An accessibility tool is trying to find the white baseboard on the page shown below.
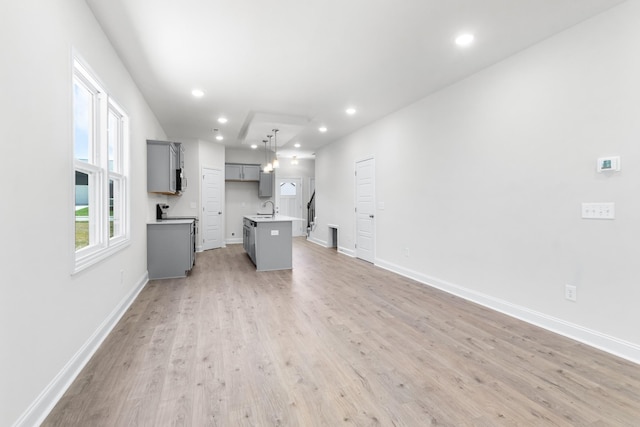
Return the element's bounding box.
[374,258,640,365]
[225,237,242,245]
[13,272,149,427]
[307,234,355,258]
[307,236,327,247]
[338,246,356,257]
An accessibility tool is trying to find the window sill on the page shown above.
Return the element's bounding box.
[72,238,130,275]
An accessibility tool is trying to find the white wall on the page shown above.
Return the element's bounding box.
[0,1,166,426]
[313,2,640,362]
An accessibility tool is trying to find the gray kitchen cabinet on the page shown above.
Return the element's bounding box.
[242,215,293,271]
[147,140,183,195]
[258,172,273,198]
[243,217,257,264]
[225,163,242,180]
[147,220,195,279]
[225,163,260,181]
[254,220,291,271]
[243,164,261,181]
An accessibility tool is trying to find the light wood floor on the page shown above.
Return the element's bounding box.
[44,238,640,426]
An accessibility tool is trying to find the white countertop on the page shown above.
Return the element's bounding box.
[244,215,305,223]
[148,219,195,225]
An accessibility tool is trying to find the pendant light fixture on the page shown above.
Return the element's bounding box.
[265,134,273,172]
[272,128,280,169]
[262,139,271,172]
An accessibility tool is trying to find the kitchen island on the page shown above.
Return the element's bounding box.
[242,215,302,271]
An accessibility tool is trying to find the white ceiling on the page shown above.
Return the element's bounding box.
[86,0,625,159]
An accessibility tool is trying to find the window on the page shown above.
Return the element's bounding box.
[280,181,297,197]
[73,58,129,272]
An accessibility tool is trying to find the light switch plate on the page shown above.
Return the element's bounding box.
[582,202,615,219]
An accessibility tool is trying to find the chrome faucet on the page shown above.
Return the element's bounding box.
[263,200,275,217]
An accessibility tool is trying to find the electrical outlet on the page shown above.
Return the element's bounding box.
[565,284,577,302]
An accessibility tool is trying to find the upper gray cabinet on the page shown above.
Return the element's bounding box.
[147,140,184,195]
[242,165,261,181]
[225,163,260,181]
[225,163,242,181]
[258,172,273,198]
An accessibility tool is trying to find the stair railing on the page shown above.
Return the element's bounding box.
[306,190,316,235]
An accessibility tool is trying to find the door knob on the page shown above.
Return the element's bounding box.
[218,211,222,215]
[369,214,374,218]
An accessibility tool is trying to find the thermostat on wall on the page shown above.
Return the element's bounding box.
[597,156,620,172]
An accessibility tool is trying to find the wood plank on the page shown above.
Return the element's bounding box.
[43,239,640,426]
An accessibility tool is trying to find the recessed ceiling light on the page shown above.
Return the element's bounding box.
[455,33,474,47]
[319,126,328,133]
[294,143,301,148]
[251,144,257,149]
[217,117,228,124]
[191,89,205,97]
[346,107,356,115]
[216,135,223,141]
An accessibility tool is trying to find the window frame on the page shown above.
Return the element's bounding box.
[107,99,129,244]
[72,57,130,274]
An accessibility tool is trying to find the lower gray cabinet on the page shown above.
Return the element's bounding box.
[243,217,292,271]
[254,221,291,271]
[243,218,256,264]
[147,221,195,279]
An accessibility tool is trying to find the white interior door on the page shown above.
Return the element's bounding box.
[276,177,304,236]
[356,158,375,263]
[202,167,223,250]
